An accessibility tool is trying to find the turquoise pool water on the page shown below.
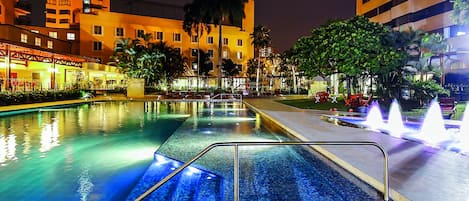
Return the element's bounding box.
[0,102,186,201]
[0,101,382,201]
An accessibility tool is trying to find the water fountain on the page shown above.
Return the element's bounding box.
[386,99,406,137]
[328,99,469,155]
[363,101,384,131]
[417,100,448,146]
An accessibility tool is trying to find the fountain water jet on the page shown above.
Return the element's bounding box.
[364,101,384,131]
[387,99,406,137]
[418,100,447,145]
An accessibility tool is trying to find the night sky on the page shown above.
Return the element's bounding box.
[255,0,356,52]
[112,0,356,53]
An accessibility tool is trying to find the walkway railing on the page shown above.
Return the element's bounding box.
[210,93,243,102]
[135,141,389,201]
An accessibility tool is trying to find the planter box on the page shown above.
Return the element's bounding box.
[127,78,145,99]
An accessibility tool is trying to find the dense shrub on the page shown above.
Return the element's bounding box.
[0,90,82,106]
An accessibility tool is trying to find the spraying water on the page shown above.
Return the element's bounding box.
[419,100,447,145]
[364,101,384,131]
[387,99,405,137]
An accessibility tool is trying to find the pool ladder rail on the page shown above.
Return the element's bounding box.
[210,93,243,102]
[134,141,390,201]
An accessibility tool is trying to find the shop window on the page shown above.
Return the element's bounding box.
[20,33,28,43]
[31,30,39,33]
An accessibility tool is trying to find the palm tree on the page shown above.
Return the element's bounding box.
[188,0,248,90]
[223,58,241,92]
[183,3,211,91]
[250,25,271,95]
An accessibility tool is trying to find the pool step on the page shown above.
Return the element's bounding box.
[237,146,379,201]
[126,154,223,201]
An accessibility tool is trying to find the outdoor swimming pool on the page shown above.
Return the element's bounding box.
[0,101,383,200]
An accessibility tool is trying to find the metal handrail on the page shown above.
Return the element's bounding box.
[210,93,243,102]
[135,141,389,201]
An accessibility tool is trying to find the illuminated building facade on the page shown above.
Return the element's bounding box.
[357,0,469,87]
[1,0,255,91]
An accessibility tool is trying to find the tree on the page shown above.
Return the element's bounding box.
[452,0,469,25]
[195,50,214,77]
[188,0,248,90]
[153,42,188,87]
[250,25,272,95]
[291,16,400,97]
[223,58,240,92]
[183,3,212,91]
[110,35,164,86]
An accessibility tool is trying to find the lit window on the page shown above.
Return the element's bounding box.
[47,41,53,49]
[223,38,228,45]
[222,50,228,58]
[93,41,102,51]
[31,30,39,33]
[49,32,57,38]
[207,36,214,44]
[20,33,28,43]
[173,33,181,42]
[67,33,75,40]
[35,37,41,46]
[136,29,144,38]
[116,27,124,37]
[93,25,102,35]
[208,49,214,58]
[191,35,198,43]
[192,62,198,71]
[155,31,163,40]
[236,51,243,60]
[237,39,243,46]
[191,49,198,57]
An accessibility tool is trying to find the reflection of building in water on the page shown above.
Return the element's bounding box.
[0,134,18,165]
[39,120,59,153]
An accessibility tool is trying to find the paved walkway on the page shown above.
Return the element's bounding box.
[244,97,469,201]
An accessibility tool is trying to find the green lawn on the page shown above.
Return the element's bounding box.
[277,98,467,120]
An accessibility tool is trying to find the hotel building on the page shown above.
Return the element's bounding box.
[356,0,469,102]
[356,0,469,76]
[0,0,255,91]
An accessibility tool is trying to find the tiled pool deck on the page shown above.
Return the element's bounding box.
[1,95,467,201]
